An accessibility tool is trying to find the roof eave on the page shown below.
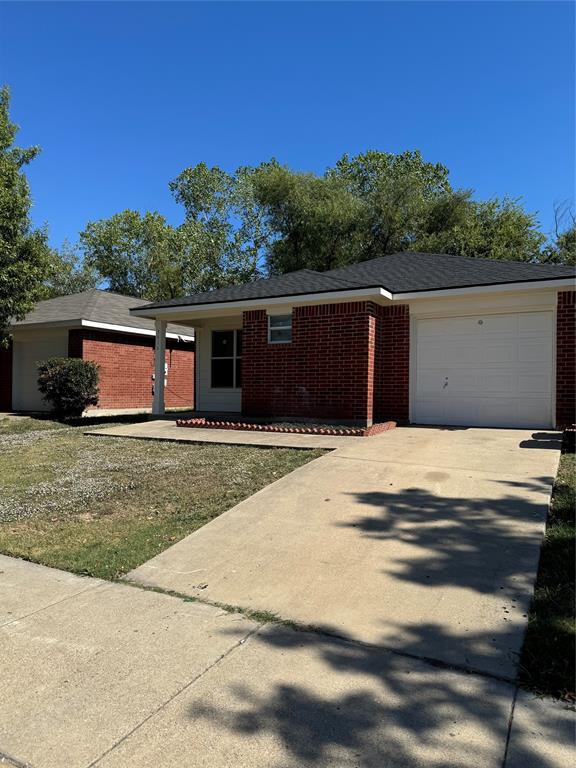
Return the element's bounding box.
[129,286,391,320]
[130,276,574,320]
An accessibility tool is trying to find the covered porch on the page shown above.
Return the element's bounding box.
[135,291,398,426]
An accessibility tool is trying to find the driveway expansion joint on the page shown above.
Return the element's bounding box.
[500,684,520,768]
[0,748,36,768]
[85,623,262,768]
[0,575,108,629]
[331,453,556,479]
[120,577,519,687]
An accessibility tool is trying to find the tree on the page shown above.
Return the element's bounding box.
[329,150,457,258]
[414,197,546,263]
[41,240,100,298]
[80,210,171,299]
[250,163,367,273]
[169,161,266,283]
[0,86,51,343]
[80,164,266,302]
[542,203,576,265]
[78,152,563,298]
[249,151,548,273]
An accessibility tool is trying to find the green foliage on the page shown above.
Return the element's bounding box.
[330,150,457,258]
[0,86,51,343]
[548,225,576,266]
[542,205,576,266]
[80,200,261,302]
[520,451,575,697]
[251,151,549,272]
[37,357,100,418]
[41,240,100,298]
[415,197,546,262]
[251,163,366,272]
[169,161,267,284]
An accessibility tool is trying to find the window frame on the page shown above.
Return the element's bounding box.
[210,329,242,389]
[268,313,293,344]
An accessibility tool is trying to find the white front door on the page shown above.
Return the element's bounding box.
[412,311,554,428]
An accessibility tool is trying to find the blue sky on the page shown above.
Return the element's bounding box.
[1,1,574,248]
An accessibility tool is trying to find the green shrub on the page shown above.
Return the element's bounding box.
[37,358,99,417]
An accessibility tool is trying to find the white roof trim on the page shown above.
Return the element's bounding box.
[81,320,194,341]
[394,277,575,299]
[130,277,574,319]
[130,287,390,318]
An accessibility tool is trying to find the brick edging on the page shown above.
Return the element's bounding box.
[176,417,397,438]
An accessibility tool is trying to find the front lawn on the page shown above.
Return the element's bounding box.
[519,445,575,699]
[0,416,322,580]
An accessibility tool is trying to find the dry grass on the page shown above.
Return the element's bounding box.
[0,416,322,579]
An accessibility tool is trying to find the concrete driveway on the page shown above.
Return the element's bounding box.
[128,426,562,680]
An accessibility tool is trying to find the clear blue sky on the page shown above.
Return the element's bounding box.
[1,1,574,248]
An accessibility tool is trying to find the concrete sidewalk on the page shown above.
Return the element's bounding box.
[128,426,562,680]
[86,418,362,449]
[1,555,573,768]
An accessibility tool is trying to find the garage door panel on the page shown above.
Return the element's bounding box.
[517,342,551,363]
[518,312,553,333]
[413,311,553,429]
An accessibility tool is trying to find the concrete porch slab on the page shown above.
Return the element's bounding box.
[86,419,363,449]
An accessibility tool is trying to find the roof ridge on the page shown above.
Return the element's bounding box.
[83,289,104,319]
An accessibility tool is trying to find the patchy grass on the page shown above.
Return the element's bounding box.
[519,447,575,699]
[0,416,322,580]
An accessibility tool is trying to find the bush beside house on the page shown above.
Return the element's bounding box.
[37,357,100,417]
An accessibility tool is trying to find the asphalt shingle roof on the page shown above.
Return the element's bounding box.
[136,252,575,311]
[12,290,194,337]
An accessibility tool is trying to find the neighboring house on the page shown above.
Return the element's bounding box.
[0,290,195,413]
[131,252,575,430]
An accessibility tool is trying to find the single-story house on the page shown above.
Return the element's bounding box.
[130,252,575,430]
[0,289,195,413]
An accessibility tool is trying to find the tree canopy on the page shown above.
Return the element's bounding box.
[252,151,547,273]
[0,86,51,342]
[41,240,100,299]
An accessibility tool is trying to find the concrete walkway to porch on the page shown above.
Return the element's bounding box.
[86,418,363,449]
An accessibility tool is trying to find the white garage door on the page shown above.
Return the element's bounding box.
[412,311,554,428]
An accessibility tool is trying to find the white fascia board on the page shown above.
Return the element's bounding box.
[81,320,195,341]
[129,278,574,319]
[129,287,391,319]
[395,278,575,300]
[9,319,83,332]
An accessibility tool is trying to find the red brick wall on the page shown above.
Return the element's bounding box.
[242,302,376,425]
[68,330,194,410]
[556,291,575,428]
[373,304,410,423]
[0,341,13,411]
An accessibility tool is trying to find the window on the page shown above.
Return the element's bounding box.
[211,330,242,388]
[268,314,292,343]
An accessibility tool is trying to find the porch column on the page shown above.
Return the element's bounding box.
[152,319,167,415]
